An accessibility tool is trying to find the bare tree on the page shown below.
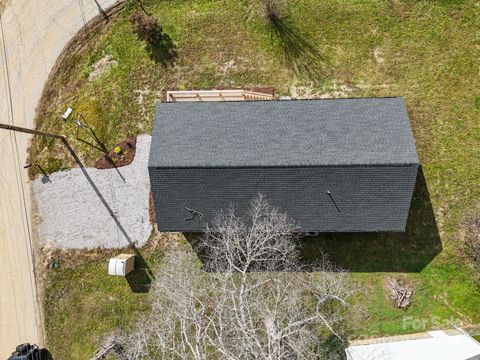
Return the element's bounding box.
[121,195,353,359]
[201,194,300,272]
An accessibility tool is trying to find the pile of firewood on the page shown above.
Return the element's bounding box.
[386,277,414,308]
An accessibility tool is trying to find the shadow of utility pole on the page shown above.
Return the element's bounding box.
[92,0,108,19]
[0,123,153,292]
[267,12,329,80]
[62,138,154,292]
[74,123,126,183]
[61,138,134,247]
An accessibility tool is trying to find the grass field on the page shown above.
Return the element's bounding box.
[41,234,169,359]
[44,258,150,358]
[36,0,480,357]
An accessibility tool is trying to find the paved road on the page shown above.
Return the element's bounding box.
[0,0,117,356]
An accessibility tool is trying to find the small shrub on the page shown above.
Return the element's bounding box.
[129,11,163,45]
[114,146,123,155]
[260,0,283,23]
[44,158,67,175]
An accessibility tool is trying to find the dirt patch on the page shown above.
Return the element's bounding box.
[219,59,236,75]
[38,230,183,271]
[149,190,157,224]
[41,246,122,270]
[133,89,162,125]
[290,81,355,99]
[372,46,384,63]
[95,136,136,169]
[459,214,480,280]
[88,54,117,81]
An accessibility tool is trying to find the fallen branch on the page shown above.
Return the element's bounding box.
[386,277,414,308]
[91,335,128,360]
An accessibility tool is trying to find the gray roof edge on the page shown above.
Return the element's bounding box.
[147,163,420,169]
[395,97,420,165]
[155,96,406,105]
[148,104,165,166]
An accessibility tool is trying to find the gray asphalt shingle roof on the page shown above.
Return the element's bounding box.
[149,97,419,168]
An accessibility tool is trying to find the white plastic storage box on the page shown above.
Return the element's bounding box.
[108,254,135,276]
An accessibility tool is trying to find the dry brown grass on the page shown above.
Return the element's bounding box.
[459,214,480,279]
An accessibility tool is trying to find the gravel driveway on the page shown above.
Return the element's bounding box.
[33,135,152,249]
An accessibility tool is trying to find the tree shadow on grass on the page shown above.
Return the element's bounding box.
[183,167,440,274]
[147,33,178,67]
[300,167,442,272]
[267,13,329,80]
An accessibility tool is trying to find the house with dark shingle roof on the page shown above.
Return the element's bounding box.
[148,97,419,232]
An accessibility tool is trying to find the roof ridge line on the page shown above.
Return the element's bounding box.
[149,163,419,169]
[157,96,405,105]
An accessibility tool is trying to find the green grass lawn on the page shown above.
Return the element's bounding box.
[37,0,480,357]
[44,260,150,358]
[42,242,162,359]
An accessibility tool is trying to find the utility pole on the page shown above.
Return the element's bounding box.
[0,123,65,140]
[0,123,80,166]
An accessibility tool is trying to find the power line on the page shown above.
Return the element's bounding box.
[0,11,46,346]
[77,0,123,244]
[76,0,109,149]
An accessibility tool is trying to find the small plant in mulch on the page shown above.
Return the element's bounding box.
[95,136,137,169]
[385,277,414,308]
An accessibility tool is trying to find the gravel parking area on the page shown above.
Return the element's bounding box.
[33,135,152,249]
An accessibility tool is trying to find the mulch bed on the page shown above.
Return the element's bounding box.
[149,190,157,224]
[95,136,137,169]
